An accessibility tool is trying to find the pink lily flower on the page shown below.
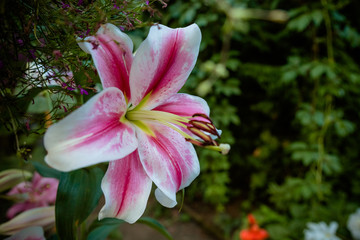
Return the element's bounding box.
[44,23,230,223]
[6,173,58,219]
[0,207,55,236]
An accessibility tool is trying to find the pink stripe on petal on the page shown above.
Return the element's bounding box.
[44,88,138,172]
[78,23,133,99]
[99,151,152,223]
[154,93,210,117]
[130,24,201,109]
[137,123,200,206]
[154,93,217,141]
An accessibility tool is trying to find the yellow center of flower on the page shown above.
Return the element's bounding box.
[122,108,230,155]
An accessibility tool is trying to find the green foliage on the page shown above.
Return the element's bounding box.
[137,217,173,240]
[162,0,360,238]
[32,161,62,179]
[87,218,125,240]
[55,167,104,240]
[1,0,360,239]
[87,217,174,240]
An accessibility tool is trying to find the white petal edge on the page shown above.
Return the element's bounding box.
[44,87,138,172]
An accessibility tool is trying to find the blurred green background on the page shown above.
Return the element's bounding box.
[1,0,360,239]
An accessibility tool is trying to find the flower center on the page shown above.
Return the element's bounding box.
[124,109,230,155]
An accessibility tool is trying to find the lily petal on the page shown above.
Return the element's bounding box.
[130,24,201,109]
[7,203,40,219]
[0,169,32,193]
[31,173,58,204]
[137,122,200,207]
[44,87,138,172]
[0,206,55,236]
[78,23,133,99]
[154,93,217,141]
[154,188,177,208]
[99,151,152,223]
[153,93,210,116]
[5,226,45,240]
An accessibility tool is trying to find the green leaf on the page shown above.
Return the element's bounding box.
[19,87,46,113]
[334,119,355,137]
[87,218,124,240]
[310,63,326,79]
[281,70,297,83]
[311,10,323,27]
[55,167,104,240]
[27,93,50,113]
[32,161,61,180]
[288,13,312,32]
[137,217,173,240]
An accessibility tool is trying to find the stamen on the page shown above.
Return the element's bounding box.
[157,120,193,139]
[189,120,220,138]
[127,110,190,125]
[125,109,230,155]
[192,113,213,123]
[205,144,231,155]
[188,127,217,145]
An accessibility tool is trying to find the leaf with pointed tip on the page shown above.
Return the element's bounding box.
[87,218,124,240]
[138,217,173,240]
[55,167,104,240]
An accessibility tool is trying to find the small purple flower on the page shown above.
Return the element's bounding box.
[77,29,90,38]
[29,49,36,60]
[113,4,120,9]
[77,0,84,5]
[25,120,30,131]
[61,2,70,9]
[78,85,89,95]
[146,1,149,5]
[17,39,24,46]
[61,82,75,91]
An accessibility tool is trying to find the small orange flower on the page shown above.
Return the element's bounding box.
[239,214,269,240]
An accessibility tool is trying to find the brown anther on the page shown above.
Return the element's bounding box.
[188,127,213,143]
[192,113,213,123]
[185,138,204,147]
[186,113,222,147]
[189,120,220,138]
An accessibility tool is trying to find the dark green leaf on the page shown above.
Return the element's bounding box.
[137,217,173,240]
[32,161,62,180]
[87,218,124,240]
[55,167,104,240]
